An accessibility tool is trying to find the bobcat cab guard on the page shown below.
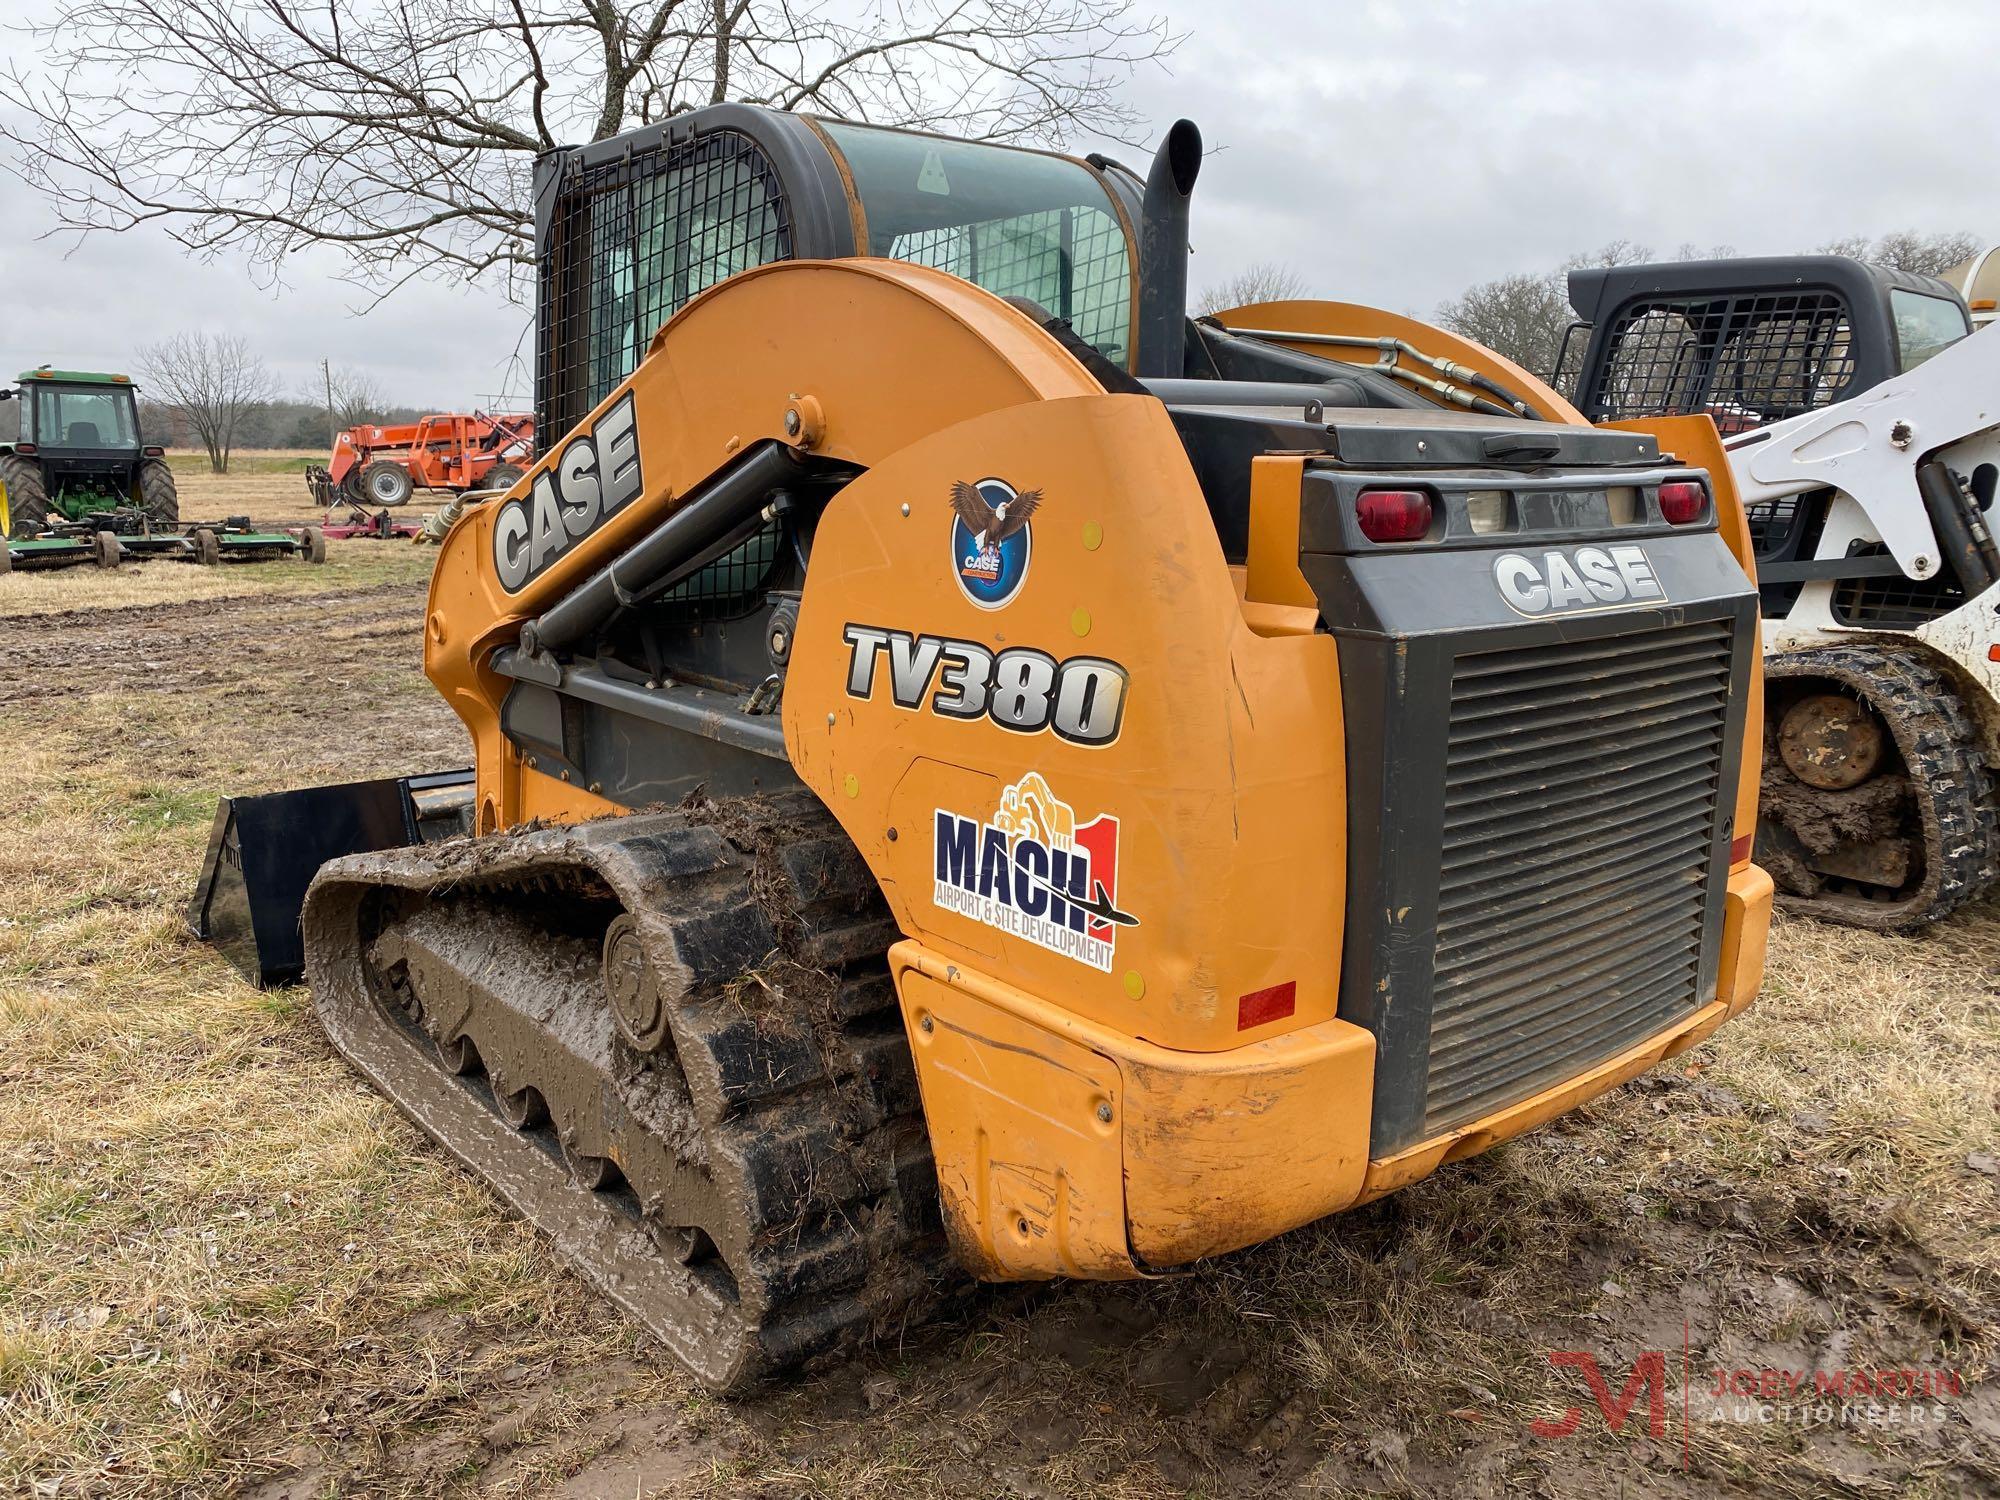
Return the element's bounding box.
[193,107,1773,1391]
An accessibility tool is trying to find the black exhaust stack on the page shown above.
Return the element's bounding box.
[1135,119,1202,379]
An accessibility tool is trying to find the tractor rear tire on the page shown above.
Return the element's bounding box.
[300,525,328,564]
[358,461,415,508]
[192,527,221,566]
[93,530,123,570]
[481,463,526,494]
[341,466,369,505]
[138,459,180,528]
[1,453,51,537]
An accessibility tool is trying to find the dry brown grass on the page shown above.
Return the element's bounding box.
[0,544,436,620]
[0,469,1995,1498]
[160,448,447,527]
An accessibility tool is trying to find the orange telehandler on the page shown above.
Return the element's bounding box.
[306,410,535,509]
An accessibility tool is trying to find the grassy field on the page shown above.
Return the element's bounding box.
[0,473,1995,1497]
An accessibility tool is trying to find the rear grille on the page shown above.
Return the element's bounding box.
[1424,619,1733,1133]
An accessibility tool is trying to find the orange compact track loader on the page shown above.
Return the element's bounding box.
[193,108,1773,1391]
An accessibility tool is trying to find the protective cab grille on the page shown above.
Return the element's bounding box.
[1589,291,1856,427]
[1425,619,1734,1133]
[538,129,794,447]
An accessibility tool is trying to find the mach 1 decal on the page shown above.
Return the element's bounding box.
[933,773,1136,972]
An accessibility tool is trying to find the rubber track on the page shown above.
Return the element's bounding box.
[1762,645,1999,930]
[302,792,953,1391]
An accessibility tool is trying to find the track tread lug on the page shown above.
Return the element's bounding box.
[305,794,951,1394]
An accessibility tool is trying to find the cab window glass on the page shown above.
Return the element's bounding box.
[817,121,1133,364]
[32,386,137,449]
[1889,289,1969,372]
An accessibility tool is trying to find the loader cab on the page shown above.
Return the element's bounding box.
[1559,256,1972,431]
[1560,257,1984,619]
[533,107,1144,448]
[533,105,1488,573]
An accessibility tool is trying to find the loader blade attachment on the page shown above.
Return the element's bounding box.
[188,769,474,988]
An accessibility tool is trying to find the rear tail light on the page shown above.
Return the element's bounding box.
[1356,488,1434,543]
[142,445,165,457]
[15,443,35,455]
[1658,480,1706,525]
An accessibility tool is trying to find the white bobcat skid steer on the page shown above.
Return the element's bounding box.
[1564,254,2000,929]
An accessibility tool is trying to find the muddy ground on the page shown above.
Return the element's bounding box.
[0,498,1995,1498]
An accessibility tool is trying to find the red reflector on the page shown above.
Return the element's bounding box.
[1237,980,1297,1030]
[1989,644,2000,663]
[16,443,36,455]
[1731,833,1753,865]
[1356,488,1433,543]
[142,445,165,457]
[1659,481,1706,525]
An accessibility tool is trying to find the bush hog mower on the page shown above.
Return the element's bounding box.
[0,367,326,573]
[193,108,1773,1392]
[305,410,534,509]
[1565,256,2000,928]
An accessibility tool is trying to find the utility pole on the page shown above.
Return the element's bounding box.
[322,358,336,446]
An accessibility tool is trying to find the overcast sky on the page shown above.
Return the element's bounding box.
[2,0,1994,408]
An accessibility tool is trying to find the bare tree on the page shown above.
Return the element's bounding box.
[1434,270,1573,379]
[135,334,280,474]
[1196,262,1312,315]
[1816,231,1979,277]
[1672,241,1739,262]
[4,0,1177,302]
[316,367,388,429]
[1435,244,1655,378]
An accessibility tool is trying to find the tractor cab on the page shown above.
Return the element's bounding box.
[0,366,181,547]
[16,369,142,450]
[7,368,145,482]
[4,368,148,506]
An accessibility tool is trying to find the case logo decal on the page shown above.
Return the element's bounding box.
[493,391,642,593]
[1493,543,1665,617]
[933,773,1136,972]
[949,478,1039,609]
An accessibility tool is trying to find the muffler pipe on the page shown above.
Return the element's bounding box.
[1135,118,1203,380]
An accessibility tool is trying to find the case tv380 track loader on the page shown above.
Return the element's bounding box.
[192,109,1773,1391]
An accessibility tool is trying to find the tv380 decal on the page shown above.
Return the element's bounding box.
[842,625,1127,746]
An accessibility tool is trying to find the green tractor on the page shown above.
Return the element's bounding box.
[0,366,323,572]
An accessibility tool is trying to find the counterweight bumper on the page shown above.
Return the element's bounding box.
[894,862,1772,1279]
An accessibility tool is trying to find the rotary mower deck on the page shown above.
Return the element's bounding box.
[2,516,327,573]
